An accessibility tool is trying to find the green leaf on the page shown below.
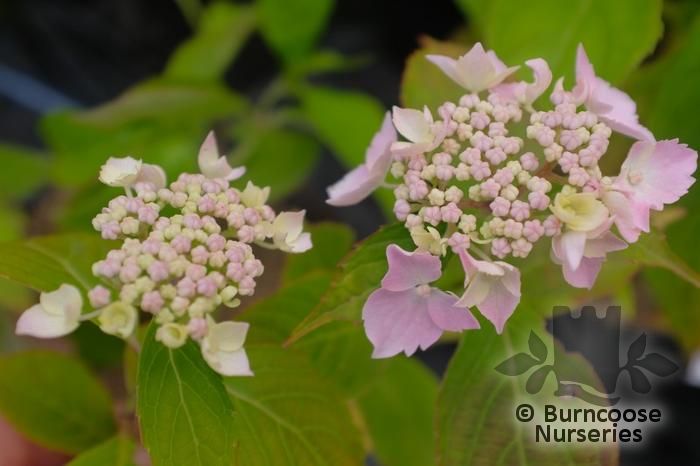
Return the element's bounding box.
[436,308,614,466]
[282,222,355,283]
[71,80,246,129]
[41,80,245,188]
[258,0,334,62]
[458,0,663,84]
[358,358,437,466]
[648,15,700,149]
[137,324,235,466]
[243,273,332,345]
[301,86,384,167]
[0,351,116,454]
[67,434,136,466]
[0,233,115,293]
[165,3,256,82]
[0,144,49,199]
[300,86,394,215]
[287,223,412,344]
[241,272,388,396]
[622,230,700,287]
[401,37,468,110]
[232,129,320,202]
[224,345,364,466]
[639,17,700,349]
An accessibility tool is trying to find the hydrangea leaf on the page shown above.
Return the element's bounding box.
[257,0,334,62]
[242,273,438,466]
[622,230,700,288]
[224,345,364,466]
[231,129,320,202]
[456,0,663,83]
[137,324,235,466]
[0,233,115,294]
[0,144,49,199]
[282,222,355,283]
[287,223,412,344]
[436,306,616,466]
[41,81,246,187]
[638,16,700,349]
[66,434,136,466]
[164,3,256,82]
[357,358,437,466]
[0,351,116,454]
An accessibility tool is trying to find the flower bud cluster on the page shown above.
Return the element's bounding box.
[391,91,580,260]
[89,169,301,352]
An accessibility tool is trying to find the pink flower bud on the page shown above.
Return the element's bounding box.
[510,200,530,221]
[177,278,196,297]
[490,197,511,217]
[206,234,226,252]
[88,285,111,308]
[147,261,169,282]
[528,191,550,210]
[447,232,470,252]
[543,215,561,236]
[440,203,462,223]
[119,263,141,283]
[393,199,411,221]
[141,291,164,313]
[196,277,218,297]
[523,220,544,243]
[187,317,208,340]
[520,152,539,172]
[491,237,512,259]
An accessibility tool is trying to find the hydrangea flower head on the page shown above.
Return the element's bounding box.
[327,42,698,357]
[15,132,313,376]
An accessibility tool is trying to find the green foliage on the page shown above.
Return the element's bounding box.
[232,128,320,202]
[258,0,335,62]
[288,223,412,344]
[137,324,235,466]
[66,434,136,466]
[456,0,663,83]
[224,345,364,466]
[358,358,438,466]
[0,144,49,199]
[401,37,468,109]
[165,3,257,82]
[435,308,612,466]
[0,233,114,293]
[0,351,116,454]
[282,222,355,283]
[301,86,384,168]
[629,16,700,348]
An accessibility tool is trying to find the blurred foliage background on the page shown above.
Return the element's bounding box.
[0,0,700,465]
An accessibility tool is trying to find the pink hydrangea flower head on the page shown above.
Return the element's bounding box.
[362,244,479,358]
